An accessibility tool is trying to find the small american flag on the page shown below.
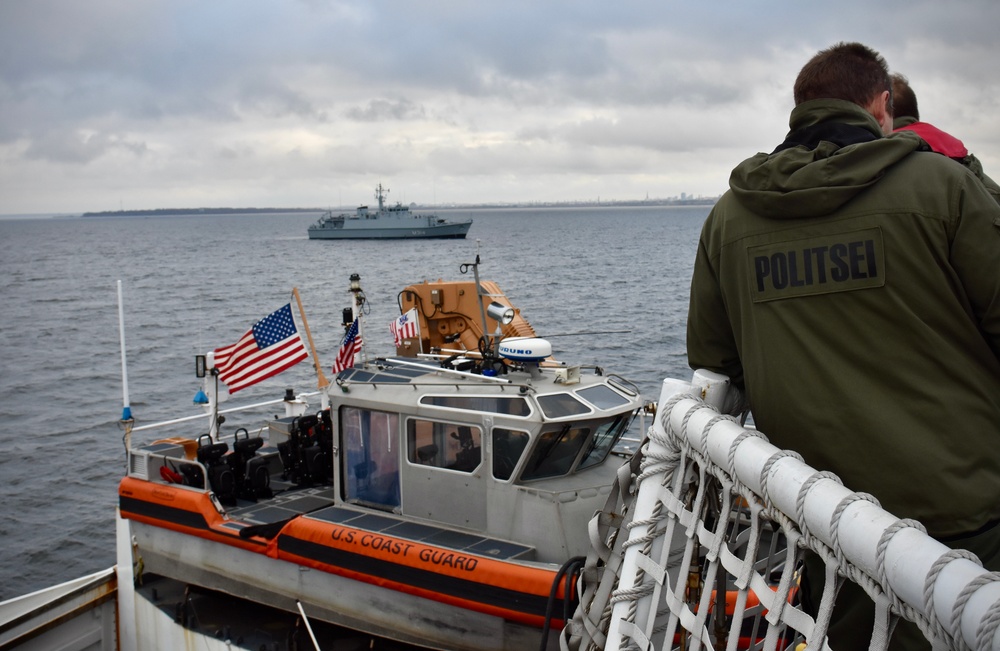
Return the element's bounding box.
[214,304,309,393]
[390,307,419,347]
[332,317,363,373]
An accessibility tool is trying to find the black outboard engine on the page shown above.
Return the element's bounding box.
[315,409,334,481]
[177,460,205,489]
[229,428,271,501]
[278,413,328,486]
[197,433,236,506]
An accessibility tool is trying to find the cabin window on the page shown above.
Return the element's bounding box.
[536,392,591,419]
[577,414,631,470]
[520,425,591,481]
[492,428,530,481]
[576,384,631,410]
[419,395,530,417]
[406,419,482,473]
[340,406,400,510]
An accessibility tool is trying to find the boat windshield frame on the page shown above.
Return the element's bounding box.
[518,411,633,482]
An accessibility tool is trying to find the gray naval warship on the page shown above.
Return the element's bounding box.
[308,183,472,240]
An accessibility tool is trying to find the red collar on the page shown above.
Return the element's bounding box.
[894,121,968,158]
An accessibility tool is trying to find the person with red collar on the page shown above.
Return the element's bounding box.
[892,73,1000,202]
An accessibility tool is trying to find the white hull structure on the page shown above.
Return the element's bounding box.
[0,569,117,651]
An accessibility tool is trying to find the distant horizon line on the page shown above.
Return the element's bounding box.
[71,196,719,218]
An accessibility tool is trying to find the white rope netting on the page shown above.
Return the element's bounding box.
[559,377,1000,651]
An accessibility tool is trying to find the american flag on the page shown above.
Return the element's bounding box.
[332,317,363,373]
[213,304,309,393]
[389,308,419,347]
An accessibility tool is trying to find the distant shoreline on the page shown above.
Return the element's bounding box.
[80,207,325,218]
[79,198,718,218]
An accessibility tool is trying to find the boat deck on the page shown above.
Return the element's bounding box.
[227,480,336,525]
[224,480,534,561]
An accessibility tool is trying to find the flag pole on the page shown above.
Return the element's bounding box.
[292,287,330,390]
[117,280,135,466]
[351,276,366,364]
[117,280,133,422]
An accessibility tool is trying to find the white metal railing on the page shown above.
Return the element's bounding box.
[129,391,321,434]
[561,374,1000,651]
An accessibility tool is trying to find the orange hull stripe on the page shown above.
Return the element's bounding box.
[118,477,266,552]
[277,517,569,626]
[118,479,570,626]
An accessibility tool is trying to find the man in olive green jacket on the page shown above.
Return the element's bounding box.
[687,42,1000,649]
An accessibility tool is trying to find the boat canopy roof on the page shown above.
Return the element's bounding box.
[336,358,639,421]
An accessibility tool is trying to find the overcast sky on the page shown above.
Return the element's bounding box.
[2,1,998,214]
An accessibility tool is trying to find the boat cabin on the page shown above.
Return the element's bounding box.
[312,360,638,561]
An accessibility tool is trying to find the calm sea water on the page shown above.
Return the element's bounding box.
[0,205,708,600]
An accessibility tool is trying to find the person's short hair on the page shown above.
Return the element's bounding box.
[890,73,919,120]
[793,42,892,112]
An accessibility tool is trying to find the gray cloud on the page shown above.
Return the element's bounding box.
[23,129,147,164]
[2,0,999,212]
[345,98,425,122]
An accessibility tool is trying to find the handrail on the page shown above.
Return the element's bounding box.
[131,391,321,433]
[603,383,1000,650]
[379,358,513,384]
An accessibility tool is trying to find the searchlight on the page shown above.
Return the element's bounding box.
[486,301,515,325]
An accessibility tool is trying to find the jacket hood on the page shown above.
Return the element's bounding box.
[729,99,923,219]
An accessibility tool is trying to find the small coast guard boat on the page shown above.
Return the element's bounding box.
[308,184,472,240]
[114,255,643,650]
